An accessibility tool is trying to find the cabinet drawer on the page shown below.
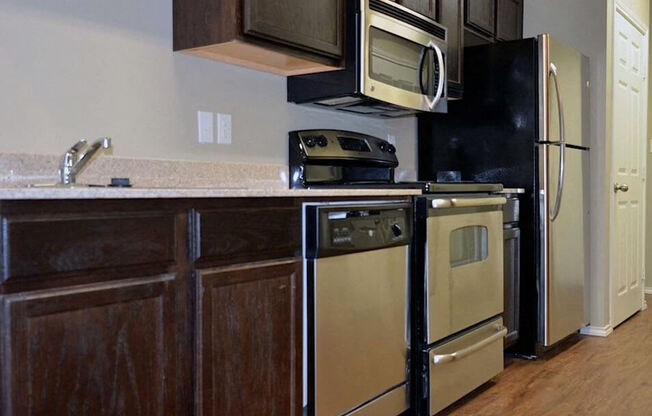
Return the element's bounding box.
[428,317,505,414]
[0,212,176,282]
[192,205,301,266]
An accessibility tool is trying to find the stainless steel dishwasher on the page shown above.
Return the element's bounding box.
[303,201,412,416]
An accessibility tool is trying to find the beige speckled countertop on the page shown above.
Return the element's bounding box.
[0,186,422,200]
[0,152,421,199]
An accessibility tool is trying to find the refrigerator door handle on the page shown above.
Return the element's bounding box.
[549,63,566,221]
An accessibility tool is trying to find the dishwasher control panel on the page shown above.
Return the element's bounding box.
[304,202,412,258]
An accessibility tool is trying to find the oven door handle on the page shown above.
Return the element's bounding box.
[431,197,507,209]
[433,326,508,365]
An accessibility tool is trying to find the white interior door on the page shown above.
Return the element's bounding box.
[611,5,648,327]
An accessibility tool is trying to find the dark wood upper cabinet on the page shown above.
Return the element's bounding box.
[196,259,302,416]
[243,0,344,58]
[437,0,464,99]
[0,274,181,416]
[465,0,496,37]
[496,0,523,41]
[397,0,437,20]
[173,0,344,76]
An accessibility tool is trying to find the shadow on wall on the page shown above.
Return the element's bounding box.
[0,0,418,171]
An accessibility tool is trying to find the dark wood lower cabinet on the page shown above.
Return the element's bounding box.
[196,258,302,416]
[0,274,180,416]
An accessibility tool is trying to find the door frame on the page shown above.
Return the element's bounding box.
[609,1,649,328]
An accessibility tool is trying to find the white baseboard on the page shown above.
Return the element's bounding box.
[645,287,652,295]
[580,325,613,337]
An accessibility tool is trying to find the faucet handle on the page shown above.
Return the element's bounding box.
[67,139,88,155]
[100,137,112,149]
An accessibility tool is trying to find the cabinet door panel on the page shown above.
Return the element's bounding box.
[465,0,495,36]
[243,0,344,58]
[438,0,464,97]
[496,0,522,41]
[399,0,437,20]
[0,274,179,416]
[197,259,301,416]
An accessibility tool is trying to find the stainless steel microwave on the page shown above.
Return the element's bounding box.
[287,0,448,117]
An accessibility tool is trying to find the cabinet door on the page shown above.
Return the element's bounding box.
[399,0,437,20]
[438,0,464,98]
[465,0,495,36]
[496,0,523,41]
[196,258,301,416]
[0,274,180,416]
[243,0,344,58]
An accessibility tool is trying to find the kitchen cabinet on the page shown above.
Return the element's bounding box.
[196,259,301,416]
[438,0,464,99]
[397,0,437,20]
[462,0,522,46]
[0,274,181,416]
[465,0,495,37]
[173,0,344,76]
[496,0,523,41]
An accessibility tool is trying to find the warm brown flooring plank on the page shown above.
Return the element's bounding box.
[439,296,652,416]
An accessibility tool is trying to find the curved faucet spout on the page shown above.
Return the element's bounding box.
[59,137,112,184]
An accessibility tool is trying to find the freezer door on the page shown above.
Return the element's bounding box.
[539,144,590,346]
[539,34,590,148]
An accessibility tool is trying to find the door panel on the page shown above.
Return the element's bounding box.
[0,274,179,416]
[612,9,647,327]
[196,259,302,416]
[313,247,409,416]
[465,0,495,36]
[243,0,344,58]
[543,146,589,345]
[427,209,504,344]
[547,37,589,148]
[496,0,522,41]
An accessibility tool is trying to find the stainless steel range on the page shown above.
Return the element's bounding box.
[291,129,507,415]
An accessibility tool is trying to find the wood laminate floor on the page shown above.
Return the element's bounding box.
[439,296,652,416]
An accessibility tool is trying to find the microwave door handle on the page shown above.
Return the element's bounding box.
[432,44,445,106]
[418,46,428,95]
[549,63,566,222]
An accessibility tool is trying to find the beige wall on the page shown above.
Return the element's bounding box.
[0,0,418,178]
[524,0,610,327]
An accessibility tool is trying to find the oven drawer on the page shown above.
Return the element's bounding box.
[427,205,504,343]
[427,317,506,415]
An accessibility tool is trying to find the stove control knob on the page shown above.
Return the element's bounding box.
[304,136,316,148]
[378,142,388,152]
[317,135,328,147]
[391,223,403,238]
[387,144,396,154]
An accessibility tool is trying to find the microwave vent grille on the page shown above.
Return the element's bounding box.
[368,0,446,41]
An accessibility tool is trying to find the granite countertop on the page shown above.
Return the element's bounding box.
[0,186,422,200]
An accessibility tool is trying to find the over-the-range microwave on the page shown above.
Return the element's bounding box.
[287,0,448,117]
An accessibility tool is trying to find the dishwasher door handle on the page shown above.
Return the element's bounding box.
[431,197,507,209]
[432,326,508,365]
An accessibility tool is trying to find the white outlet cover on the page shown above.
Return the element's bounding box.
[387,134,397,146]
[217,113,232,144]
[197,111,214,144]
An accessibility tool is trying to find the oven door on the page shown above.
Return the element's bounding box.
[426,196,506,344]
[362,0,447,112]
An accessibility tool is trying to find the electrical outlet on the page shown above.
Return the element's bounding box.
[217,113,232,144]
[197,111,214,144]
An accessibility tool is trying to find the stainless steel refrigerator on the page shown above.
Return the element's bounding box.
[417,34,590,355]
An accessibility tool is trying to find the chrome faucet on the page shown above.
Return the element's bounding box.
[59,137,112,185]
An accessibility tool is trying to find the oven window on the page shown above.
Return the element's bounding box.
[368,26,429,94]
[449,226,488,267]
